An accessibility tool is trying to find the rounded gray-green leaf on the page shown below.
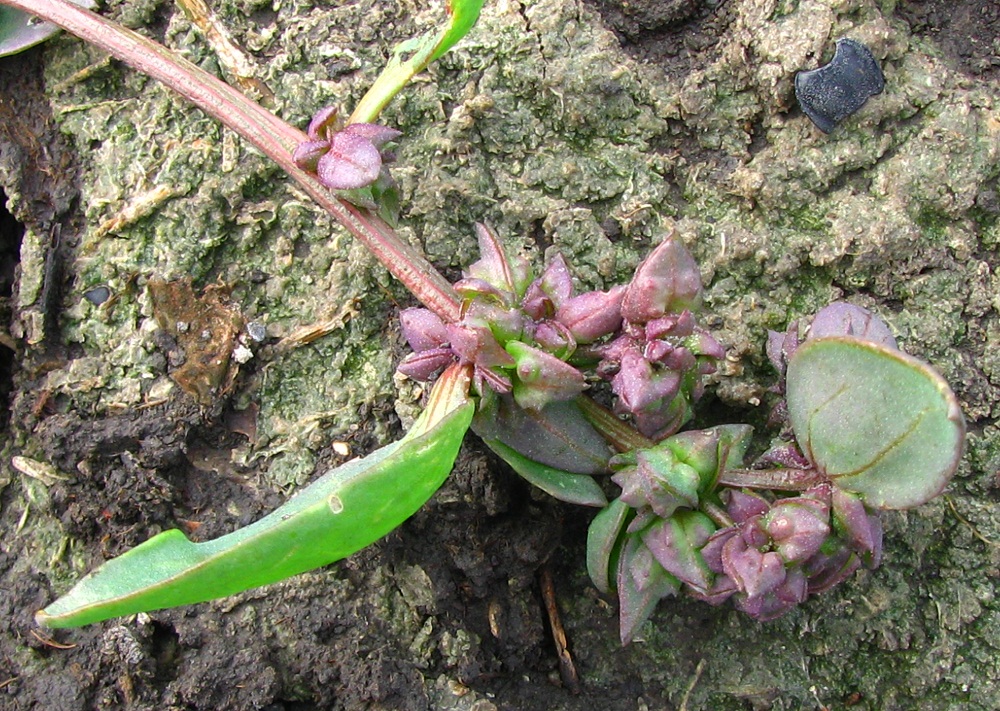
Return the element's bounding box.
[786,336,965,509]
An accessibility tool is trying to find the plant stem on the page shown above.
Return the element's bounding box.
[575,396,655,453]
[701,500,734,528]
[718,467,827,491]
[7,0,462,323]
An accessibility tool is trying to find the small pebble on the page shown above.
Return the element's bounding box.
[83,285,111,305]
[795,38,885,133]
[246,321,267,342]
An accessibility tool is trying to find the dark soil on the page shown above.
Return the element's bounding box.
[0,2,997,710]
[896,0,1000,82]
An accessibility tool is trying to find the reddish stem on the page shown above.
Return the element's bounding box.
[717,467,827,491]
[575,395,655,453]
[6,0,461,322]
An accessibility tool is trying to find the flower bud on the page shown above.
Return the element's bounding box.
[399,308,449,352]
[555,285,626,343]
[621,234,703,324]
[765,493,831,564]
[505,340,586,410]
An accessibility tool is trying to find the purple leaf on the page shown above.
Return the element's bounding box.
[341,122,403,148]
[472,398,612,474]
[611,351,681,415]
[316,132,383,190]
[522,252,574,318]
[832,488,883,567]
[804,545,861,594]
[532,320,576,359]
[807,302,897,348]
[734,567,807,621]
[467,223,525,296]
[306,106,340,141]
[722,535,786,599]
[397,348,455,381]
[724,489,770,524]
[292,140,331,172]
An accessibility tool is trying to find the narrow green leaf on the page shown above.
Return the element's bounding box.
[484,437,608,507]
[430,0,484,61]
[586,498,630,594]
[786,336,965,509]
[349,0,484,123]
[37,366,474,628]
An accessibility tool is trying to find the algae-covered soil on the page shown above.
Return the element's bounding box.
[1,0,998,709]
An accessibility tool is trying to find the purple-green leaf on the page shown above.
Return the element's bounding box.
[786,336,965,509]
[472,398,612,475]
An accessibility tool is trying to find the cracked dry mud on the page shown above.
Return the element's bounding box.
[1,0,998,709]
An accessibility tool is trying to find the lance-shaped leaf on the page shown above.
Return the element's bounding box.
[620,232,702,324]
[616,535,679,645]
[37,365,475,628]
[786,336,965,509]
[472,397,612,475]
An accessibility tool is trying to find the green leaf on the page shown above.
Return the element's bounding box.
[37,366,474,628]
[484,437,608,507]
[786,336,965,509]
[349,0,484,123]
[430,0,484,61]
[586,498,629,595]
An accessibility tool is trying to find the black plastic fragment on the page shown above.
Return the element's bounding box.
[795,38,885,133]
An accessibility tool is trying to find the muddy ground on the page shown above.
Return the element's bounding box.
[1,0,998,709]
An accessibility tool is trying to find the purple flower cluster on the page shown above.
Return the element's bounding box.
[694,486,883,620]
[293,106,401,191]
[398,226,723,437]
[397,224,615,408]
